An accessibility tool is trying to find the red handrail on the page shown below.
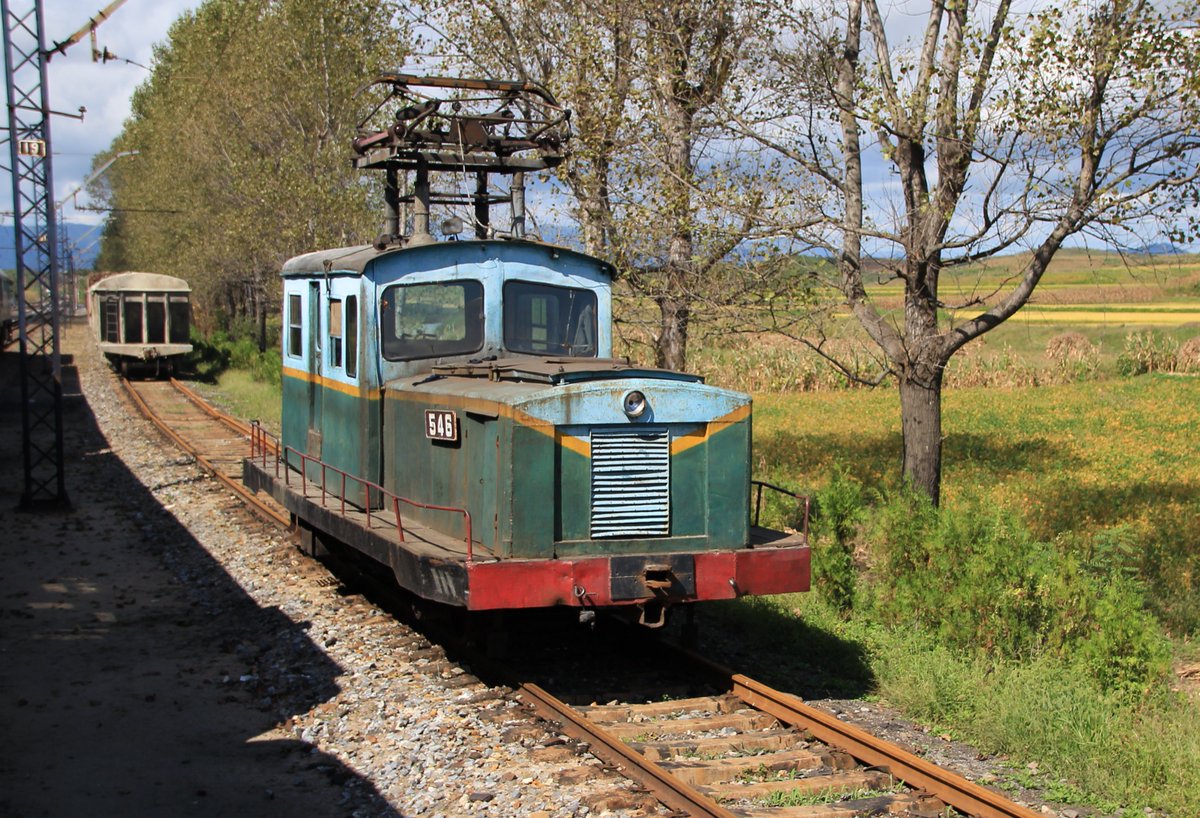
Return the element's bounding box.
[751,479,811,543]
[248,422,475,559]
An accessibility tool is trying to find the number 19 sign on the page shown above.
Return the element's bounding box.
[424,409,458,442]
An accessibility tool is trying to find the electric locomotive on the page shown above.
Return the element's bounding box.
[243,75,809,626]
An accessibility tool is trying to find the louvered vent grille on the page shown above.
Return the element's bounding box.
[590,428,670,538]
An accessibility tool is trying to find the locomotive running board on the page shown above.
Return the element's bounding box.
[243,457,810,612]
[244,457,470,606]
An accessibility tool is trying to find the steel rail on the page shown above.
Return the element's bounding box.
[168,377,263,442]
[729,673,1041,818]
[121,379,291,528]
[517,682,737,818]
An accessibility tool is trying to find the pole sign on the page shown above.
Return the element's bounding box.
[17,138,47,156]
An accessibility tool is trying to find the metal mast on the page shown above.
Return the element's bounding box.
[2,0,67,508]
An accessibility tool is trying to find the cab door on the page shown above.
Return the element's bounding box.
[306,281,323,459]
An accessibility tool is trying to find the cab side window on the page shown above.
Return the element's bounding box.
[329,298,343,368]
[287,294,302,358]
[345,295,358,378]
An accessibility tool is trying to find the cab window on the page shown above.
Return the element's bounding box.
[286,294,302,358]
[503,281,597,357]
[328,298,343,368]
[345,296,358,378]
[381,280,483,361]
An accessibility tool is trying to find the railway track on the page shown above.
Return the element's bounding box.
[120,377,289,527]
[122,374,1046,818]
[517,662,1043,818]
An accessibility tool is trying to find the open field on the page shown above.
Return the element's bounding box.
[863,248,1200,299]
[751,374,1200,619]
[969,304,1200,324]
[673,251,1200,391]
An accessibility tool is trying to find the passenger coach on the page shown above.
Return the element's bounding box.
[88,272,192,376]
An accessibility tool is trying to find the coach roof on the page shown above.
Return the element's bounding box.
[87,272,191,294]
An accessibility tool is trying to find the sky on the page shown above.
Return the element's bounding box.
[5,0,1189,256]
[12,0,198,226]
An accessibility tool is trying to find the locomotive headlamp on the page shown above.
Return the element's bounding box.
[440,215,464,236]
[623,390,648,418]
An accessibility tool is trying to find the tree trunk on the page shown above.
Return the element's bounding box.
[899,367,944,505]
[655,294,689,371]
[257,294,267,352]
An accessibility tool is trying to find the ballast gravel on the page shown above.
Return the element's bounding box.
[0,325,653,818]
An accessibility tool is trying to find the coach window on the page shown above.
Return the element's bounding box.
[329,298,343,368]
[503,281,597,357]
[168,295,190,343]
[146,296,167,344]
[123,296,144,344]
[381,280,483,360]
[287,294,302,358]
[345,295,358,378]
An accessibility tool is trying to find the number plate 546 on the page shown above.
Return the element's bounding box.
[425,409,458,442]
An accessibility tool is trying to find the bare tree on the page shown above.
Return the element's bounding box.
[424,0,787,370]
[745,0,1200,502]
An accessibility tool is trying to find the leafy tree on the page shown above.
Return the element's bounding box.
[93,0,410,343]
[746,0,1200,502]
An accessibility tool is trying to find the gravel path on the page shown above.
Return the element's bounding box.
[1,324,651,818]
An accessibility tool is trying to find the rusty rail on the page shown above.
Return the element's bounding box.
[729,673,1042,818]
[168,377,259,439]
[514,665,1043,818]
[517,683,739,818]
[249,422,474,559]
[122,380,290,527]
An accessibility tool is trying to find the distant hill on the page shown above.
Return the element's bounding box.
[0,221,101,271]
[1122,242,1184,255]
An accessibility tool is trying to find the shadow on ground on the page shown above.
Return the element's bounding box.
[0,347,400,817]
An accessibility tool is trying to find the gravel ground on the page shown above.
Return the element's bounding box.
[1,325,652,818]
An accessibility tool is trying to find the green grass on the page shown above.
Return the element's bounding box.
[752,376,1200,634]
[191,369,281,434]
[873,629,1200,815]
[749,783,903,808]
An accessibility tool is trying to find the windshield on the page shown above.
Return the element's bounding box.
[380,280,484,360]
[503,280,597,357]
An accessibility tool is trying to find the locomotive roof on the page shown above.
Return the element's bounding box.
[281,239,614,278]
[87,272,191,294]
